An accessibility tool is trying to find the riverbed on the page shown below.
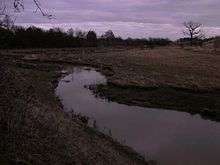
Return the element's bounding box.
[56,67,220,165]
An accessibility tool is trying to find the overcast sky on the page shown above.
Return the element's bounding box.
[7,0,220,39]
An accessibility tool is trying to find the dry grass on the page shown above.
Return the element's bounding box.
[3,45,219,90]
[0,59,148,164]
[1,45,219,163]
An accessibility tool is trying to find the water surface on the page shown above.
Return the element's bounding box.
[56,67,220,165]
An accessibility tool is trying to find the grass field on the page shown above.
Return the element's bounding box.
[0,45,220,164]
[4,45,220,90]
[2,45,220,113]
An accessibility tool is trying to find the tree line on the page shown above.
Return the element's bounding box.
[1,1,215,49]
[0,26,172,49]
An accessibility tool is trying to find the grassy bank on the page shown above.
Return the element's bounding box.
[1,45,219,163]
[1,46,220,119]
[91,83,220,121]
[0,55,148,164]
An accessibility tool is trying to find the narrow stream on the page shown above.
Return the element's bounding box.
[56,67,220,165]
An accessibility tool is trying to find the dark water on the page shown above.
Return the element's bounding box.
[56,67,220,165]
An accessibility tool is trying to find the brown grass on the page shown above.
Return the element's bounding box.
[3,45,219,90]
[0,59,148,164]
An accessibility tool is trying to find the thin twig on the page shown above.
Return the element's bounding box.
[32,0,53,19]
[12,0,53,19]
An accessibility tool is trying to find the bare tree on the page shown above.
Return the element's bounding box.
[0,14,14,29]
[0,5,14,29]
[101,30,115,39]
[1,0,52,18]
[67,28,75,37]
[0,5,6,16]
[183,21,204,45]
[75,29,86,39]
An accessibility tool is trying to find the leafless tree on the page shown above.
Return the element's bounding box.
[101,30,115,39]
[0,0,53,30]
[0,14,14,29]
[67,28,75,37]
[0,5,13,29]
[75,29,86,39]
[0,5,6,16]
[0,3,15,29]
[183,21,204,45]
[1,0,52,18]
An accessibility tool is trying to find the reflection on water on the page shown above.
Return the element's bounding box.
[56,67,220,165]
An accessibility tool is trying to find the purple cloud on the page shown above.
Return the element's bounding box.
[9,0,220,39]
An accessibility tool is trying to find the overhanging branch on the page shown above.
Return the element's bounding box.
[13,0,53,19]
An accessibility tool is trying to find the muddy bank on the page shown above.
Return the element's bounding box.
[90,83,220,121]
[0,58,148,164]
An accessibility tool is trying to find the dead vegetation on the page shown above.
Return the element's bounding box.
[0,57,148,164]
[0,45,220,163]
[3,45,219,90]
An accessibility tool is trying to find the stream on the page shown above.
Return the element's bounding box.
[56,67,220,165]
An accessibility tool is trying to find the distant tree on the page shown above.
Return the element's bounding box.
[0,27,14,48]
[214,36,220,52]
[86,31,97,47]
[101,30,115,39]
[0,25,172,49]
[183,21,204,45]
[100,30,116,46]
[67,28,75,37]
[25,26,45,47]
[0,15,14,30]
[87,31,97,40]
[75,29,86,39]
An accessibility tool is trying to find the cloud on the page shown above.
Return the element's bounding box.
[17,21,220,40]
[11,0,220,38]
